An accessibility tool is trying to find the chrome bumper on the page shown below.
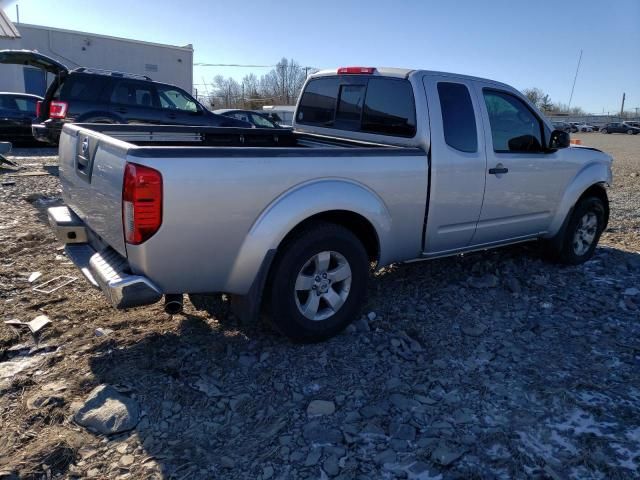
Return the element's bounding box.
[48,206,162,309]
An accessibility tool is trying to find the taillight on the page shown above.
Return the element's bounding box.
[337,67,376,75]
[122,163,162,245]
[36,101,42,117]
[49,101,68,119]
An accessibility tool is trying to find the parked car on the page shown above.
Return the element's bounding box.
[601,122,639,134]
[568,122,580,133]
[213,109,283,128]
[0,92,42,145]
[261,105,295,127]
[552,121,572,133]
[47,66,612,342]
[0,50,250,144]
[576,123,594,132]
[623,121,640,129]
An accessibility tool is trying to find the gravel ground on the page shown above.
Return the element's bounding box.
[0,133,639,479]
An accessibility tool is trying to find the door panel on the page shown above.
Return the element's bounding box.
[471,85,568,244]
[422,76,487,253]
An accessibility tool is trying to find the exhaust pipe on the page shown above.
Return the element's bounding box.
[164,294,183,315]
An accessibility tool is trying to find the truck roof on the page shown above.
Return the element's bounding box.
[311,67,513,90]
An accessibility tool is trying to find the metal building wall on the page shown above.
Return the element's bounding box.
[0,23,193,95]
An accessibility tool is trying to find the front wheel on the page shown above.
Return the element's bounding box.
[553,197,605,265]
[267,222,369,342]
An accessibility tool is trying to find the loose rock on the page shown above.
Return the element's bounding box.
[307,400,336,416]
[73,385,140,435]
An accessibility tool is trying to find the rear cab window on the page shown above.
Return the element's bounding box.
[297,75,416,137]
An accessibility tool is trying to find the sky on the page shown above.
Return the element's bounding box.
[2,0,639,114]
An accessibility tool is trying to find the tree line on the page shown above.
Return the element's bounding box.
[204,58,315,110]
[522,88,587,115]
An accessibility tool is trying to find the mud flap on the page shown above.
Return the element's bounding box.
[230,249,276,325]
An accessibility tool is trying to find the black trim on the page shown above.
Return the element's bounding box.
[421,146,432,251]
[230,249,277,325]
[128,146,424,159]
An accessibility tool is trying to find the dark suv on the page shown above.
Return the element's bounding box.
[0,50,250,144]
[601,122,639,135]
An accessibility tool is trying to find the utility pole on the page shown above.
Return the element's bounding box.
[16,4,20,24]
[619,93,625,117]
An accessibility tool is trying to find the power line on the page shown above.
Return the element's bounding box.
[194,63,275,68]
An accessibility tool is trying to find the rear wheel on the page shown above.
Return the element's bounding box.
[267,222,368,342]
[601,128,607,134]
[627,129,634,135]
[552,196,605,265]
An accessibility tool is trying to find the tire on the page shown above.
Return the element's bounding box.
[627,129,634,135]
[601,129,607,134]
[553,196,606,265]
[267,222,369,342]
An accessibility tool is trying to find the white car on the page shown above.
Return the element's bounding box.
[576,124,594,132]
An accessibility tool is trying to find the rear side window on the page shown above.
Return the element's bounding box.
[14,98,38,114]
[297,77,339,125]
[110,81,156,107]
[0,96,18,111]
[362,78,416,137]
[437,82,477,153]
[60,75,109,102]
[297,76,416,137]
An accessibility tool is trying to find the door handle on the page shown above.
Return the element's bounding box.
[489,166,509,175]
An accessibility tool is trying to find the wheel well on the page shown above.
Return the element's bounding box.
[279,210,380,263]
[578,183,609,229]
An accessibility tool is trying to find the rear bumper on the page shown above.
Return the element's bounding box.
[48,206,162,309]
[32,120,62,144]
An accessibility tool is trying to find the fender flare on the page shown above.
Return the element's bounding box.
[225,178,392,293]
[546,162,611,238]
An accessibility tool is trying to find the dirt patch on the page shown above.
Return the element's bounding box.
[0,136,639,479]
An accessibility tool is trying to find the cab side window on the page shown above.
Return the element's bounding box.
[483,90,543,153]
[158,86,198,112]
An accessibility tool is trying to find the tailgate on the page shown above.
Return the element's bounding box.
[58,125,130,256]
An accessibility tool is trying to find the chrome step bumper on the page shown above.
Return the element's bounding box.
[49,206,162,309]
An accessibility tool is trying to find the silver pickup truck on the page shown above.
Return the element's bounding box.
[48,66,613,341]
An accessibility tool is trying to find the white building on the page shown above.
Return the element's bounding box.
[0,10,193,96]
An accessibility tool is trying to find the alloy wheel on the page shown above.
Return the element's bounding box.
[294,250,352,321]
[572,212,598,256]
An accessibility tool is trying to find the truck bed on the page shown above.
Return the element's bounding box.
[72,123,408,149]
[57,123,428,297]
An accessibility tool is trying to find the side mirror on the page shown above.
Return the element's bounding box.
[549,129,570,150]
